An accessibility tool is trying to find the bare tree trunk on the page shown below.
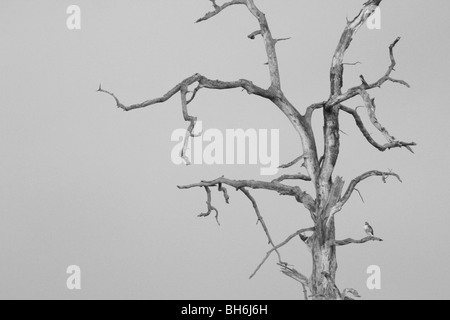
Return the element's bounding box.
[309,219,338,300]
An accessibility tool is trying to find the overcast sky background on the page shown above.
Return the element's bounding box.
[1,0,449,300]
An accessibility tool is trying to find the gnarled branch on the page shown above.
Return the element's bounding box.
[98,74,272,112]
[245,0,282,90]
[198,186,220,225]
[340,170,402,207]
[178,176,316,212]
[359,90,415,153]
[327,37,410,107]
[98,74,273,164]
[340,104,416,153]
[196,0,246,23]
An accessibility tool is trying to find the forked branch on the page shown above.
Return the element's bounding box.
[178,176,316,212]
[328,37,411,107]
[98,74,273,164]
[340,104,416,152]
[340,170,402,207]
[250,227,314,279]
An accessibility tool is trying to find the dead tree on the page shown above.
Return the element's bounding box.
[98,0,415,300]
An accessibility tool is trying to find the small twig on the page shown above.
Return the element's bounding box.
[278,154,304,169]
[354,188,365,203]
[342,61,361,66]
[247,30,262,39]
[360,75,369,87]
[274,37,291,44]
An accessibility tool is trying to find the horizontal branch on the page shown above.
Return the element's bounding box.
[339,170,402,207]
[178,176,316,212]
[98,73,272,112]
[332,236,383,247]
[340,105,416,152]
[98,74,274,164]
[271,174,311,183]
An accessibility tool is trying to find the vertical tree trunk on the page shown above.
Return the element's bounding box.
[308,177,344,300]
[309,219,338,300]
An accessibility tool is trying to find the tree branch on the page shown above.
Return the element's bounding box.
[98,74,272,112]
[178,176,316,212]
[329,1,381,97]
[250,227,314,279]
[339,170,402,207]
[327,37,410,107]
[271,174,311,183]
[217,183,230,204]
[332,236,383,246]
[196,0,246,23]
[240,188,285,270]
[245,0,282,90]
[197,0,283,91]
[279,263,310,299]
[179,85,198,164]
[321,1,382,192]
[340,104,416,153]
[198,186,220,225]
[360,89,414,153]
[305,102,326,120]
[98,74,274,164]
[278,154,305,169]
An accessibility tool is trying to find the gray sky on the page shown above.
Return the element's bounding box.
[1,0,449,300]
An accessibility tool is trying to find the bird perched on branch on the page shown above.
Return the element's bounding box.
[364,222,375,237]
